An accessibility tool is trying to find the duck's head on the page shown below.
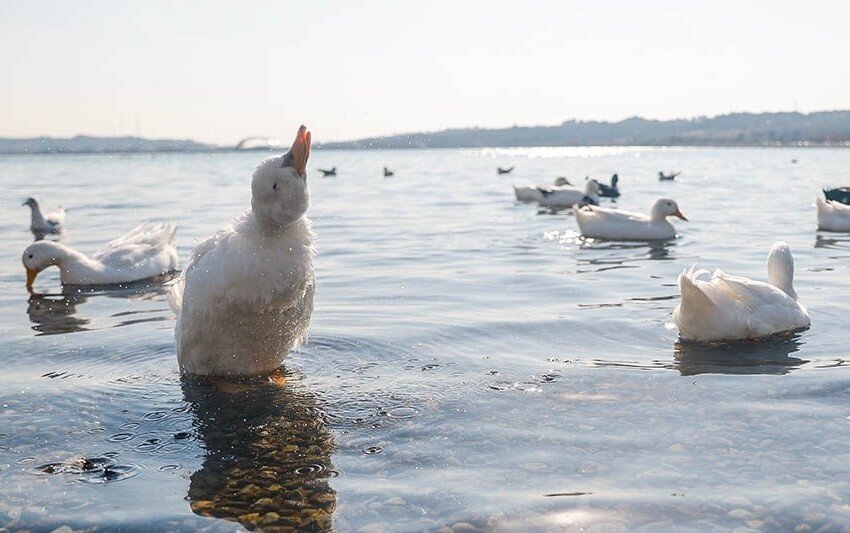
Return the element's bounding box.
[585,179,601,196]
[251,125,312,228]
[651,198,687,221]
[22,241,64,290]
[554,177,570,186]
[611,174,619,186]
[22,197,37,208]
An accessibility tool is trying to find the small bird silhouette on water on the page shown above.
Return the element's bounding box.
[318,166,337,177]
[383,167,394,177]
[659,171,680,181]
[497,166,514,175]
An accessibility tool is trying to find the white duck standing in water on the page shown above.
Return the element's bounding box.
[673,242,811,342]
[21,222,178,290]
[170,125,316,377]
[576,198,687,240]
[23,197,65,236]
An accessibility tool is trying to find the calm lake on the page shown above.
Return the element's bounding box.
[1,147,849,531]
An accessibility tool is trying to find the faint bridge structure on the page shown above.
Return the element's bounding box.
[235,137,282,150]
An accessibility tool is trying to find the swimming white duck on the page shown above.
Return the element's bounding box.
[576,198,687,240]
[673,242,811,342]
[169,125,316,377]
[512,177,572,202]
[816,195,850,232]
[22,222,178,290]
[538,179,601,208]
[23,197,65,235]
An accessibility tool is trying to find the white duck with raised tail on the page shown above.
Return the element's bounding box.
[22,222,178,290]
[673,242,811,342]
[23,197,65,235]
[816,195,850,232]
[576,198,687,240]
[169,125,316,377]
[538,179,600,208]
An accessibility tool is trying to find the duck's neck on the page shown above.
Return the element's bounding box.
[649,208,669,223]
[28,202,45,226]
[250,210,311,241]
[39,243,102,284]
[768,249,797,299]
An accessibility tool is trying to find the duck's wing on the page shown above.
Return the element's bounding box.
[579,205,649,224]
[712,271,792,308]
[167,231,221,315]
[94,222,177,269]
[44,206,65,227]
[711,271,808,334]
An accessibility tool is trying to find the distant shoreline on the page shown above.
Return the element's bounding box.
[5,109,850,154]
[2,142,850,156]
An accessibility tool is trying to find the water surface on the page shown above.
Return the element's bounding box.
[1,147,849,531]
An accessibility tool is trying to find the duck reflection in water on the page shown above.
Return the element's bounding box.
[26,280,173,336]
[182,373,336,530]
[577,240,677,273]
[814,233,850,250]
[674,333,807,376]
[27,291,92,335]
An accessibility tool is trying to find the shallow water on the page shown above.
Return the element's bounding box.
[1,147,850,531]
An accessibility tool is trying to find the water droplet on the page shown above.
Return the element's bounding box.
[487,381,513,391]
[387,406,419,420]
[107,432,134,442]
[294,463,326,475]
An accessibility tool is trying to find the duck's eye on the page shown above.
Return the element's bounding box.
[272,182,278,191]
[27,254,33,259]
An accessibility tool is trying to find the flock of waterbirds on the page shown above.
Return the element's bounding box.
[507,160,850,342]
[17,139,850,381]
[317,166,394,178]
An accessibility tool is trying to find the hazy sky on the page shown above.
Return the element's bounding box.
[2,0,849,145]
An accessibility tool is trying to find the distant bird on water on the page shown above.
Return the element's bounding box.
[497,167,514,175]
[538,179,601,209]
[823,187,850,205]
[659,171,680,181]
[383,167,394,178]
[22,197,65,237]
[598,174,621,198]
[318,166,337,177]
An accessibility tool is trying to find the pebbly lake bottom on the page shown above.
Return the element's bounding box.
[2,147,850,531]
[2,333,849,531]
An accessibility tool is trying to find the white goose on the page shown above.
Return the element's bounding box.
[576,198,687,240]
[22,222,178,290]
[538,179,601,208]
[23,197,65,235]
[169,125,316,377]
[816,195,850,232]
[513,177,571,202]
[673,242,811,342]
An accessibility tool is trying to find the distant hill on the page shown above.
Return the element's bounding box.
[5,110,850,154]
[0,135,218,154]
[319,110,850,149]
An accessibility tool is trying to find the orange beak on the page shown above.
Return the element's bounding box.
[675,210,688,221]
[26,268,37,291]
